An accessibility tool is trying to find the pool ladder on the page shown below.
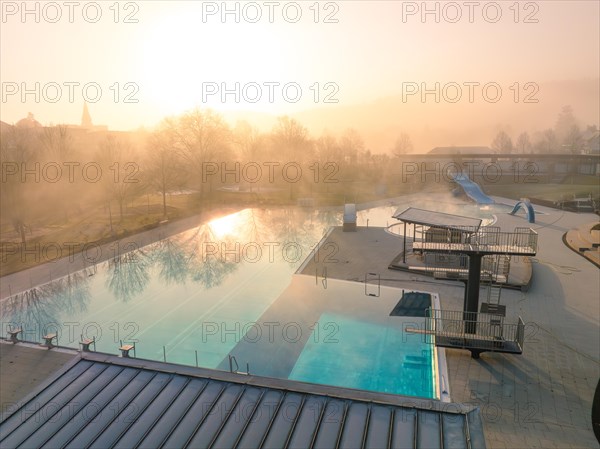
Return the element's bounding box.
[364,272,380,297]
[228,355,250,375]
[315,266,327,289]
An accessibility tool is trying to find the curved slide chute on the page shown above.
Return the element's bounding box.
[451,173,495,205]
[509,199,536,223]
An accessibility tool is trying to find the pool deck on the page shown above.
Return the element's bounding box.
[564,221,600,268]
[0,341,77,407]
[298,198,599,449]
[0,196,598,448]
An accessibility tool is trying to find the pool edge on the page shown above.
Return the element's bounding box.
[432,292,451,403]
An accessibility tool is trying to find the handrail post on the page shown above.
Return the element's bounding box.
[228,355,239,373]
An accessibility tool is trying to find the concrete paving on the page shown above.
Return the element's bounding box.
[0,342,78,410]
[564,221,600,268]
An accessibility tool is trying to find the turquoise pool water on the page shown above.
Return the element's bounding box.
[289,313,435,398]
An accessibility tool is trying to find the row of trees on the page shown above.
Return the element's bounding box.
[491,106,598,154]
[1,110,402,246]
[145,112,374,214]
[2,105,597,247]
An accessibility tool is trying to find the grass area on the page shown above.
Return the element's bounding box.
[5,178,591,276]
[1,182,418,276]
[486,182,600,202]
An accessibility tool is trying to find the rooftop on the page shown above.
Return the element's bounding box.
[0,350,485,449]
[392,207,482,232]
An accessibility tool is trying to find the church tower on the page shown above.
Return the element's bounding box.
[81,102,92,128]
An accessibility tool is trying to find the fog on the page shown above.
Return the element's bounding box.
[1,1,599,274]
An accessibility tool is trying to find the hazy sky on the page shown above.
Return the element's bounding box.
[1,1,598,132]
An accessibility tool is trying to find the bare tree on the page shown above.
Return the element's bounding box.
[232,120,264,161]
[37,125,76,221]
[0,126,40,244]
[146,122,186,218]
[339,128,365,164]
[271,116,311,161]
[491,131,513,153]
[271,116,312,199]
[97,135,142,224]
[533,129,559,153]
[39,125,73,160]
[392,133,413,156]
[516,132,532,153]
[315,133,342,163]
[563,124,584,154]
[170,109,232,199]
[554,105,578,142]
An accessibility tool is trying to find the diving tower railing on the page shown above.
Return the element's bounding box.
[412,226,538,256]
[419,253,511,283]
[408,308,526,358]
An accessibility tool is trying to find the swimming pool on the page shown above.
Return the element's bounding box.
[289,313,435,398]
[355,198,521,230]
[1,197,500,398]
[1,208,332,364]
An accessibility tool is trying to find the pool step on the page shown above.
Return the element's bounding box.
[403,351,431,370]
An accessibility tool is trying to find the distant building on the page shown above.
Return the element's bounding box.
[2,106,128,155]
[10,104,107,132]
[72,102,108,132]
[15,112,42,129]
[81,102,93,128]
[428,146,493,155]
[394,148,600,181]
[0,120,14,133]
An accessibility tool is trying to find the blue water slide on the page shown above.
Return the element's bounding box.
[509,199,536,223]
[451,173,495,205]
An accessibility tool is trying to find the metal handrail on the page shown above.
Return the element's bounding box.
[413,228,538,255]
[228,354,239,373]
[422,253,508,281]
[228,355,250,375]
[425,308,525,351]
[364,272,380,297]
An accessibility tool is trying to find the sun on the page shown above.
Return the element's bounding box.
[135,7,289,115]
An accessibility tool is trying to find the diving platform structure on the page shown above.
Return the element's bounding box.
[409,309,526,358]
[393,207,537,358]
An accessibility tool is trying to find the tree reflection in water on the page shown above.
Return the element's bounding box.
[2,207,345,333]
[191,256,237,289]
[185,222,238,289]
[44,270,92,315]
[152,238,190,285]
[271,208,333,268]
[0,267,93,340]
[106,250,151,303]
